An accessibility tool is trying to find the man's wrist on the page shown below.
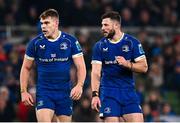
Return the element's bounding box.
[92,91,99,97]
[127,61,133,71]
[20,88,27,93]
[130,62,133,71]
[77,83,83,87]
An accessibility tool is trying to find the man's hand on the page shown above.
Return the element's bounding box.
[91,96,101,112]
[70,84,83,100]
[21,92,34,106]
[115,56,129,68]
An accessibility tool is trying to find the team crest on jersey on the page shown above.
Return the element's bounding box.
[122,45,129,52]
[40,44,45,49]
[60,42,68,50]
[104,107,111,114]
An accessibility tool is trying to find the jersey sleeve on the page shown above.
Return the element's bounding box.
[71,39,83,58]
[25,40,35,60]
[91,42,102,64]
[132,39,146,62]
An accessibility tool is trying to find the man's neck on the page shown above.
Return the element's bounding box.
[45,30,61,42]
[110,30,123,42]
[51,30,60,40]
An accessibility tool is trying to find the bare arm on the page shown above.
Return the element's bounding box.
[131,58,148,73]
[91,63,102,112]
[91,63,102,93]
[73,55,86,87]
[20,57,34,93]
[70,55,86,100]
[20,57,34,106]
[116,56,148,73]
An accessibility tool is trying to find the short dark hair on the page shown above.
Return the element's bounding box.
[39,9,59,19]
[101,11,121,24]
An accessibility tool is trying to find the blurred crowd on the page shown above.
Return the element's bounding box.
[0,28,179,122]
[0,0,180,122]
[0,0,179,27]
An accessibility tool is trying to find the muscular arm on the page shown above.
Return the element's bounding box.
[70,55,86,100]
[131,58,148,73]
[91,63,102,92]
[73,55,86,87]
[20,58,34,92]
[116,56,148,73]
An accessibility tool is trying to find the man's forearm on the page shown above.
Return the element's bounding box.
[91,73,100,92]
[76,65,86,87]
[20,67,30,93]
[91,81,100,92]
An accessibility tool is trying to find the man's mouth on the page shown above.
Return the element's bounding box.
[42,30,48,34]
[102,30,108,34]
[103,31,108,35]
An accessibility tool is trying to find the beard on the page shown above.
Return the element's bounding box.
[102,29,115,39]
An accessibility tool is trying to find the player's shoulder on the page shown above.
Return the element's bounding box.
[92,37,108,52]
[94,37,107,46]
[123,33,140,43]
[29,33,45,44]
[61,32,77,42]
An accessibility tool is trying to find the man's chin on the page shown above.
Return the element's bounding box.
[104,34,113,39]
[103,33,108,38]
[44,33,49,37]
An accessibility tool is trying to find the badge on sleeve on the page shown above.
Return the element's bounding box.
[138,44,144,54]
[75,41,82,51]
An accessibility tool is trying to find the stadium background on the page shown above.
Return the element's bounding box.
[0,0,179,122]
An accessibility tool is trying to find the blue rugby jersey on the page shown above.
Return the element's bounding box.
[92,33,145,89]
[25,31,83,92]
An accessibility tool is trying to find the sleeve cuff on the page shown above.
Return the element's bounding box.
[91,60,102,64]
[72,52,83,58]
[25,54,34,60]
[134,55,146,62]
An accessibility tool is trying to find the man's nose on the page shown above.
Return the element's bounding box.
[41,24,46,29]
[101,26,105,31]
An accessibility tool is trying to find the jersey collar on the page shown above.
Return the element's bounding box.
[108,33,124,44]
[47,31,61,42]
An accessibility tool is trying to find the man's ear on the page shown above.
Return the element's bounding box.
[55,19,58,24]
[114,21,120,29]
[55,19,59,27]
[113,22,117,29]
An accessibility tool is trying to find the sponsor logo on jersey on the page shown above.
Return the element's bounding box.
[103,47,108,52]
[39,57,68,62]
[105,60,118,64]
[122,45,129,52]
[40,44,45,49]
[60,42,68,50]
